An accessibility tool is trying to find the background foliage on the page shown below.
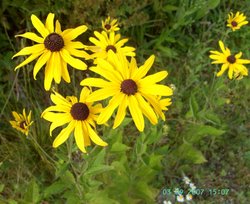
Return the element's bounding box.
[0,0,249,203]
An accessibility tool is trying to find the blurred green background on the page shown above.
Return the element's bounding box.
[0,0,249,203]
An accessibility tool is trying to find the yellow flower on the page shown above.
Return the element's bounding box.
[13,13,89,91]
[80,52,172,132]
[209,41,250,79]
[102,16,120,33]
[10,109,33,136]
[87,31,135,61]
[227,11,248,31]
[41,87,107,153]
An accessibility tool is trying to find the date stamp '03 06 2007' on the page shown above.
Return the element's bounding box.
[161,188,230,197]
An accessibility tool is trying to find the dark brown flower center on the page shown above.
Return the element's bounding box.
[231,21,238,27]
[105,24,111,30]
[106,45,117,53]
[44,33,64,52]
[120,79,138,95]
[227,55,236,64]
[70,102,89,121]
[19,121,27,129]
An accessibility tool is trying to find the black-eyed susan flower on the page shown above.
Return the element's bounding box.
[9,109,33,136]
[209,41,250,79]
[87,31,135,61]
[13,13,89,90]
[41,87,107,153]
[102,16,120,33]
[227,11,248,31]
[80,52,172,132]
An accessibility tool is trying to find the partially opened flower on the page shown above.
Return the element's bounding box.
[102,16,120,33]
[87,31,135,61]
[13,13,89,90]
[41,87,107,153]
[80,52,172,132]
[10,109,33,136]
[209,40,250,79]
[227,11,248,31]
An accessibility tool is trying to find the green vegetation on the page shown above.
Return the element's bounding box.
[0,0,249,203]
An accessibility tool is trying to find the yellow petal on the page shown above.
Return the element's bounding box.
[80,78,110,87]
[62,25,87,41]
[13,44,45,58]
[141,93,164,119]
[66,41,86,49]
[135,93,158,125]
[65,47,90,59]
[53,120,75,148]
[86,123,107,146]
[33,50,51,79]
[89,37,106,48]
[82,121,91,146]
[42,105,70,115]
[218,41,227,54]
[79,87,91,102]
[86,87,118,103]
[15,32,44,43]
[55,20,62,34]
[97,93,124,124]
[108,51,129,79]
[50,92,71,107]
[128,95,144,132]
[12,111,21,121]
[74,121,86,153]
[132,55,155,80]
[31,14,49,38]
[94,31,107,43]
[14,51,43,70]
[44,58,54,91]
[115,38,128,48]
[140,84,173,96]
[237,59,250,64]
[49,113,72,135]
[90,64,122,84]
[60,49,87,70]
[228,65,234,79]
[113,94,127,129]
[53,52,62,84]
[139,71,168,86]
[61,60,70,83]
[129,57,138,78]
[45,13,55,33]
[216,63,229,77]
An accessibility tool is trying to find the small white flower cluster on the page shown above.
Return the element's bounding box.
[160,175,197,204]
[163,200,172,204]
[176,175,197,203]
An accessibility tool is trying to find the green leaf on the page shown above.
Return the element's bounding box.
[85,165,114,176]
[63,190,81,204]
[162,5,178,12]
[198,110,221,125]
[43,181,67,198]
[149,154,164,170]
[0,184,4,193]
[185,124,225,143]
[186,94,199,119]
[110,142,131,152]
[208,0,220,9]
[24,179,40,203]
[173,142,207,164]
[133,182,155,202]
[61,170,75,185]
